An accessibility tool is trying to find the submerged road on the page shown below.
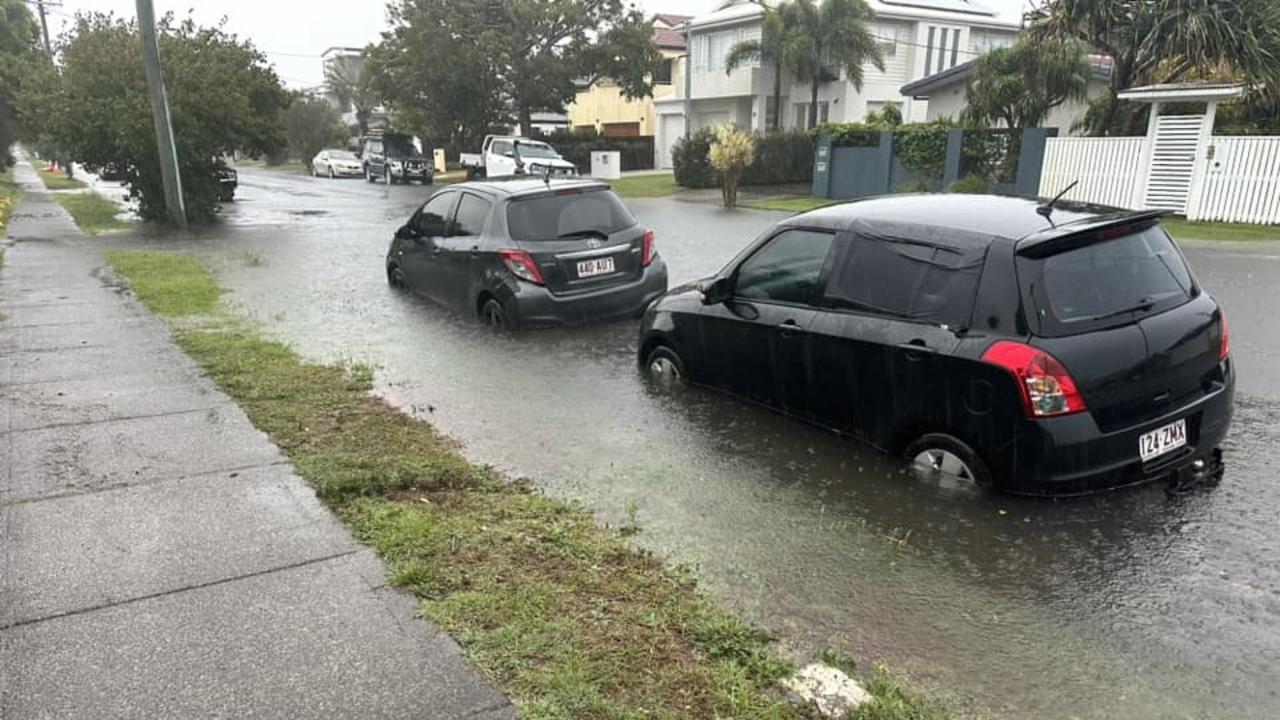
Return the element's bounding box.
[108,168,1280,719]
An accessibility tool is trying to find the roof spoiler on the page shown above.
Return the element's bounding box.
[1015,210,1171,259]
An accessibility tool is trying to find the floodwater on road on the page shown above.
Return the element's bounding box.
[109,169,1280,718]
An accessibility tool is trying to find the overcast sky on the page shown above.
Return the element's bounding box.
[43,0,1031,89]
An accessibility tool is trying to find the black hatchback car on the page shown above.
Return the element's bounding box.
[387,178,668,328]
[637,195,1233,496]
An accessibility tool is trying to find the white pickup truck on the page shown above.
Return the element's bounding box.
[460,136,578,180]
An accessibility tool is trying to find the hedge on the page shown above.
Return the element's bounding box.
[537,130,655,172]
[673,128,814,188]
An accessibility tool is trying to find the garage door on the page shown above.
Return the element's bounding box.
[658,115,684,169]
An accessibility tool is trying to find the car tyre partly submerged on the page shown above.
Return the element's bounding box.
[644,345,685,387]
[904,433,993,489]
[481,298,509,330]
[388,266,409,292]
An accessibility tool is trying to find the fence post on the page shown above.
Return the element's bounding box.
[1015,128,1058,198]
[876,131,895,194]
[812,133,833,199]
[943,128,965,189]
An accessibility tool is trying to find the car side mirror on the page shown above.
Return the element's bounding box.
[700,277,731,305]
[395,224,417,241]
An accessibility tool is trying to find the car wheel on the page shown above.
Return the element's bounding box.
[904,433,993,488]
[644,345,686,387]
[365,166,374,183]
[387,266,409,292]
[384,168,392,185]
[328,166,335,179]
[480,298,509,330]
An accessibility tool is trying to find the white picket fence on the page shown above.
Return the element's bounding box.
[1190,136,1280,224]
[1039,135,1280,225]
[1038,137,1145,208]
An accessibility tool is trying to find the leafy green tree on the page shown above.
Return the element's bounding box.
[324,57,378,136]
[286,97,348,170]
[726,2,796,132]
[784,0,883,130]
[962,38,1090,130]
[0,0,43,168]
[1032,0,1280,135]
[369,0,661,143]
[50,13,288,221]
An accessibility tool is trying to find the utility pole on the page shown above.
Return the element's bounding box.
[136,0,187,227]
[32,0,54,56]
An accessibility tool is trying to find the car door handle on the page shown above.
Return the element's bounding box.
[777,320,804,337]
[897,339,936,359]
[469,246,480,258]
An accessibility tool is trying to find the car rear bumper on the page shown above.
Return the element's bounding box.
[999,362,1235,496]
[510,259,669,327]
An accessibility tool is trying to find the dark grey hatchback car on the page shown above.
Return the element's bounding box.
[387,178,668,328]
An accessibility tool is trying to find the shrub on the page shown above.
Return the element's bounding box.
[813,122,882,148]
[894,119,956,179]
[708,125,756,208]
[947,174,990,194]
[539,129,655,172]
[674,128,813,189]
[672,127,718,188]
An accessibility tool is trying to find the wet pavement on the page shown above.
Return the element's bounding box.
[105,168,1280,719]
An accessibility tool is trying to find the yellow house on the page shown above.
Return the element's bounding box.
[568,15,689,137]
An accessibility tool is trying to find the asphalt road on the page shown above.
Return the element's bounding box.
[108,168,1280,719]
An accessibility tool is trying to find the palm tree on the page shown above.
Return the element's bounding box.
[325,59,379,136]
[725,2,795,132]
[783,0,883,130]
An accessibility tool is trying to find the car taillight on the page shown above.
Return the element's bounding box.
[641,229,655,267]
[499,249,544,285]
[1219,310,1230,360]
[982,341,1087,418]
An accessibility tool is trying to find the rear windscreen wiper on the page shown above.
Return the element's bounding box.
[1082,297,1156,323]
[557,229,609,240]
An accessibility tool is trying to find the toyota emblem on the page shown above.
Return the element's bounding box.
[586,239,604,249]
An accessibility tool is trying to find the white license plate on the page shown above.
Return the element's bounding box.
[576,257,615,278]
[1139,418,1187,462]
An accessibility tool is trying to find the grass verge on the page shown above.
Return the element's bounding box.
[237,158,312,176]
[608,172,682,199]
[35,165,89,190]
[1,166,18,237]
[55,193,134,235]
[106,249,956,720]
[1162,218,1280,242]
[743,197,839,214]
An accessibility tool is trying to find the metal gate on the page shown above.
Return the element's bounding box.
[1143,114,1205,212]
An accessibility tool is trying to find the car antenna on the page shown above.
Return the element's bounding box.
[1037,180,1079,223]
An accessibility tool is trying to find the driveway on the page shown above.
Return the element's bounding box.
[100,168,1280,719]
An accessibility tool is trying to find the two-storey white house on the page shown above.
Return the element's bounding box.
[652,0,1019,168]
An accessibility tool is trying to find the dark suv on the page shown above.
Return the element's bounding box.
[362,133,432,185]
[387,178,668,328]
[637,195,1233,496]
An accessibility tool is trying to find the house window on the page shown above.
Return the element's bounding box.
[874,23,903,58]
[924,25,963,76]
[765,96,778,128]
[970,30,1012,55]
[794,101,829,128]
[695,28,758,72]
[655,58,673,84]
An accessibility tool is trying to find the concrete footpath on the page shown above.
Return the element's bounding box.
[0,157,515,719]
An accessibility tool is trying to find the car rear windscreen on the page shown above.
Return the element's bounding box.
[507,189,636,241]
[1022,224,1195,335]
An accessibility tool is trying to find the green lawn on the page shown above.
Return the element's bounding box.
[1162,218,1280,242]
[743,197,839,213]
[237,158,312,176]
[607,172,681,198]
[105,249,957,720]
[36,165,88,190]
[55,193,134,235]
[1,166,18,237]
